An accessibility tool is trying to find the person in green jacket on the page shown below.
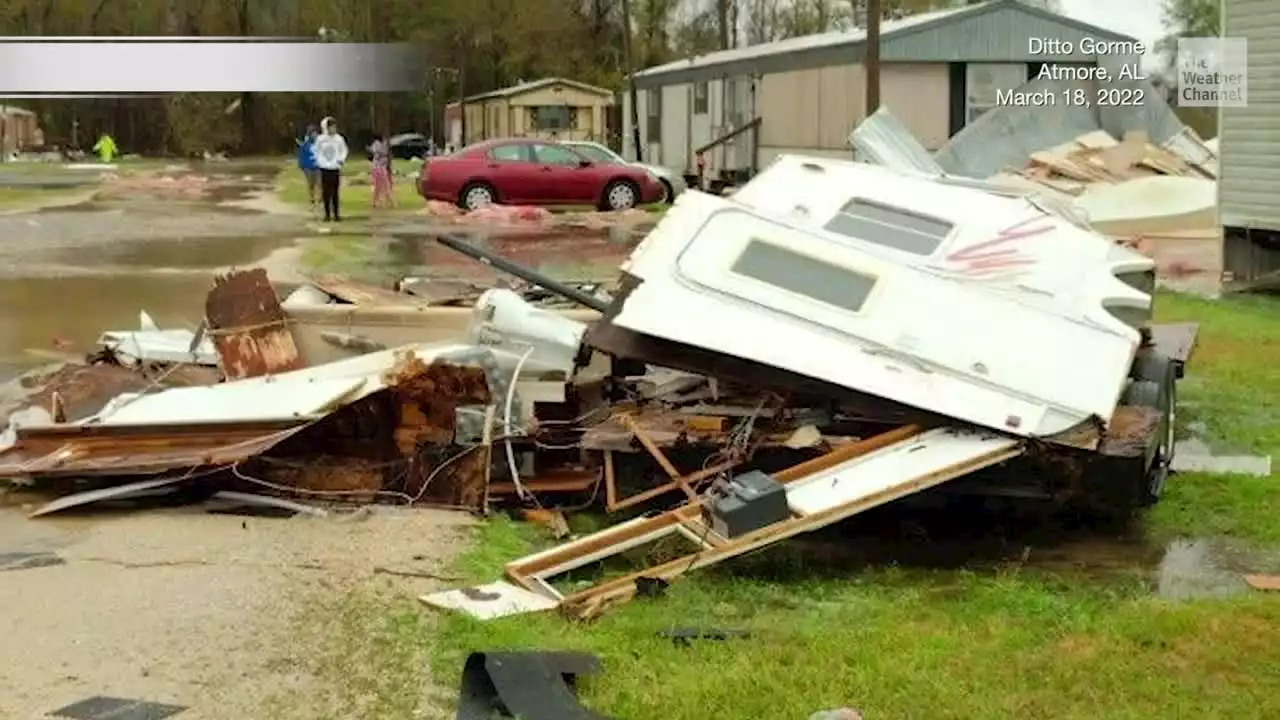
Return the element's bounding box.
[91,133,118,163]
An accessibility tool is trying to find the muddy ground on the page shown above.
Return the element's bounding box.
[0,163,312,381]
[0,162,478,717]
[0,500,472,719]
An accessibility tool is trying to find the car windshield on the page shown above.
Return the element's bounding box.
[571,144,621,164]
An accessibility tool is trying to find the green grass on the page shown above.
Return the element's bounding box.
[301,290,1280,719]
[1145,291,1280,543]
[419,518,1280,720]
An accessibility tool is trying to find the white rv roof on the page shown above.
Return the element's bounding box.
[613,159,1152,439]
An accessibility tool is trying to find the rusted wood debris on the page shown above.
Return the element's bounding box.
[205,268,304,379]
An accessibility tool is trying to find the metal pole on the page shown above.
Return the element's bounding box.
[432,234,610,312]
[865,0,882,116]
[621,0,643,162]
[458,65,467,148]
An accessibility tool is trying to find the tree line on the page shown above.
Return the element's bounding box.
[0,0,1210,154]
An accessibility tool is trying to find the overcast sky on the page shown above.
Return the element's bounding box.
[1058,0,1167,69]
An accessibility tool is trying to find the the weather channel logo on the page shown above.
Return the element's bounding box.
[1177,37,1248,108]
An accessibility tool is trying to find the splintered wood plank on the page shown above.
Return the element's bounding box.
[557,428,1022,620]
[205,268,304,379]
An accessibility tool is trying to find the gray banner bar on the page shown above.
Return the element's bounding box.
[0,42,427,93]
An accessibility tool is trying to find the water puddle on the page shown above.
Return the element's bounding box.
[32,234,296,272]
[0,272,213,380]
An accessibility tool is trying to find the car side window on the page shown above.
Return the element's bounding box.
[488,144,526,162]
[532,143,584,166]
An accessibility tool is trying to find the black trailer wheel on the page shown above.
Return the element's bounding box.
[1122,351,1178,505]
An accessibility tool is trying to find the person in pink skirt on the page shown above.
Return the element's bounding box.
[370,133,395,209]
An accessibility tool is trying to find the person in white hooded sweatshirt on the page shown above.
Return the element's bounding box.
[313,116,349,222]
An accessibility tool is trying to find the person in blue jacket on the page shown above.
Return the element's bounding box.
[296,125,320,207]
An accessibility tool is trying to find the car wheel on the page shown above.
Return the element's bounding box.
[459,182,496,211]
[659,179,675,204]
[601,180,639,211]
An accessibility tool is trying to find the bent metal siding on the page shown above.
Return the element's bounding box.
[1219,0,1280,231]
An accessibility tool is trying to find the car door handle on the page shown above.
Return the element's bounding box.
[487,163,499,169]
[539,166,553,172]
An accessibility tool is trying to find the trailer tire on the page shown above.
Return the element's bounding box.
[1130,349,1174,383]
[1121,374,1175,505]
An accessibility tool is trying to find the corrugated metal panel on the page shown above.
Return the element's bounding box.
[935,76,1181,178]
[1220,0,1280,230]
[849,107,944,174]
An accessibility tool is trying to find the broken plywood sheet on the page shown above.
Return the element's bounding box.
[1074,130,1120,149]
[1097,131,1149,177]
[311,275,428,307]
[421,581,560,619]
[1075,176,1218,236]
[785,427,1022,515]
[499,426,1024,619]
[985,171,1083,200]
[1245,574,1280,591]
[206,268,305,379]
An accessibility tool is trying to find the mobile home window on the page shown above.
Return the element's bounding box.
[825,199,953,256]
[646,88,662,142]
[693,82,708,114]
[531,105,571,130]
[731,239,877,314]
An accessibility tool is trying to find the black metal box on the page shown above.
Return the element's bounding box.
[704,470,790,539]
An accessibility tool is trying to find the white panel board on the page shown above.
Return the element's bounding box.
[786,427,1022,516]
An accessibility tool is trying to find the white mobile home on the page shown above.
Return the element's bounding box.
[623,0,1139,187]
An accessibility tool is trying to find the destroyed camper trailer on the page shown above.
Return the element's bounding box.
[423,156,1196,621]
[587,155,1189,514]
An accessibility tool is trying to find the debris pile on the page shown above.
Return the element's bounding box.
[2,156,1207,626]
[97,171,210,199]
[420,200,653,231]
[995,129,1219,259]
[850,106,1223,293]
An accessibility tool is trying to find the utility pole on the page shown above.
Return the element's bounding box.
[459,64,467,148]
[456,30,468,148]
[621,0,642,162]
[865,0,882,116]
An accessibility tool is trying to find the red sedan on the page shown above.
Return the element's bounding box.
[417,138,666,211]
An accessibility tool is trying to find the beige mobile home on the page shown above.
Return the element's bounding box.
[623,0,1139,188]
[446,77,616,147]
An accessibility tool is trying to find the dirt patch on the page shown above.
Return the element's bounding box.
[0,505,473,720]
[220,190,311,217]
